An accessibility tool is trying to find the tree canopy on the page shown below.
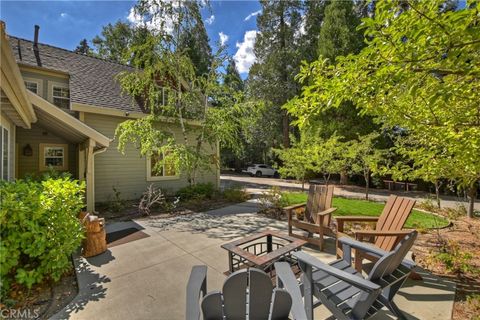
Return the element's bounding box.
[287,0,480,217]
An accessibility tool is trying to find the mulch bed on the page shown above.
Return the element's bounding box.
[412,217,480,319]
[97,198,241,223]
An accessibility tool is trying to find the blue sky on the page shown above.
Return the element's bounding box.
[0,1,262,75]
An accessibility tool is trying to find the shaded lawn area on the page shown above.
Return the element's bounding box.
[282,192,449,229]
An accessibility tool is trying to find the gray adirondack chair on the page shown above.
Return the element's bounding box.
[186,263,307,320]
[292,231,417,320]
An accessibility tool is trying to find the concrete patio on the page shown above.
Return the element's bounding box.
[53,200,456,319]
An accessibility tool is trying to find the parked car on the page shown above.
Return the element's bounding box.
[244,164,279,177]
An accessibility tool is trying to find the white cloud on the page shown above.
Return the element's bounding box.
[127,1,180,34]
[60,12,68,18]
[244,10,261,21]
[205,15,215,25]
[219,32,229,46]
[234,30,257,74]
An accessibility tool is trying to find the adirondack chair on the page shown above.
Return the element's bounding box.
[292,231,418,320]
[335,195,416,271]
[186,263,307,320]
[285,184,336,251]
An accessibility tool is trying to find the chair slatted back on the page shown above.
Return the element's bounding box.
[368,231,417,281]
[374,195,416,251]
[305,184,334,226]
[201,268,292,320]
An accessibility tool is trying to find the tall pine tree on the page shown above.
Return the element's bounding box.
[224,59,244,92]
[318,0,364,61]
[74,39,93,56]
[249,0,304,148]
[302,0,329,63]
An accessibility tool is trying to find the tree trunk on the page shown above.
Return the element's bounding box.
[434,180,442,208]
[282,110,290,148]
[279,7,290,148]
[340,169,349,185]
[467,184,477,219]
[365,171,370,200]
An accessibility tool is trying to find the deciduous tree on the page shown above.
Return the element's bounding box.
[288,0,480,218]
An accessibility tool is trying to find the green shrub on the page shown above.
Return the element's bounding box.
[176,183,215,200]
[0,177,85,297]
[222,186,249,202]
[431,240,478,275]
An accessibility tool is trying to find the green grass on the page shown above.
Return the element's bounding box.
[282,192,449,229]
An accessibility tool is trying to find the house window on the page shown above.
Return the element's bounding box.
[0,126,9,180]
[39,143,68,171]
[24,78,42,96]
[25,81,38,94]
[146,152,178,181]
[52,85,70,109]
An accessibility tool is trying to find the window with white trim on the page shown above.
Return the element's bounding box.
[52,85,70,109]
[0,126,9,180]
[24,78,42,96]
[39,143,68,171]
[25,81,38,94]
[146,152,178,181]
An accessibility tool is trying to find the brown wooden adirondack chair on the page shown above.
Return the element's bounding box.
[335,195,416,272]
[285,184,336,251]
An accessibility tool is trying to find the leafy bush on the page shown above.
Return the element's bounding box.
[105,186,126,212]
[222,186,249,203]
[431,240,478,275]
[417,198,438,213]
[176,183,215,200]
[0,178,85,297]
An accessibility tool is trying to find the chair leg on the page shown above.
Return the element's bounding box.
[318,226,324,251]
[354,250,363,272]
[385,300,408,320]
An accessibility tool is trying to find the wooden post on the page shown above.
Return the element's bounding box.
[85,138,95,212]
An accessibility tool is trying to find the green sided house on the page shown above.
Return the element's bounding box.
[0,23,219,212]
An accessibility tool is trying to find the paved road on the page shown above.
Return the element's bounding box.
[221,174,480,211]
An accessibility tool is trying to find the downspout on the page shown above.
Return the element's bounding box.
[91,146,107,214]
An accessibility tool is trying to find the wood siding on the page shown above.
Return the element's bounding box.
[83,113,218,202]
[16,123,77,178]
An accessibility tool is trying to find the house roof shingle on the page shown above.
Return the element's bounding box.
[9,36,143,113]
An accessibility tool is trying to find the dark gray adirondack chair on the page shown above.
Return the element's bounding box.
[186,263,307,320]
[293,231,417,320]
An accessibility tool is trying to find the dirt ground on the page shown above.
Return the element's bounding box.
[1,260,78,320]
[413,217,480,319]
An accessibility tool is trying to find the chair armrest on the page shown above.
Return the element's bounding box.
[283,203,306,212]
[186,265,208,320]
[354,229,413,238]
[338,237,388,258]
[335,216,380,222]
[293,251,381,292]
[275,262,308,320]
[317,207,337,216]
